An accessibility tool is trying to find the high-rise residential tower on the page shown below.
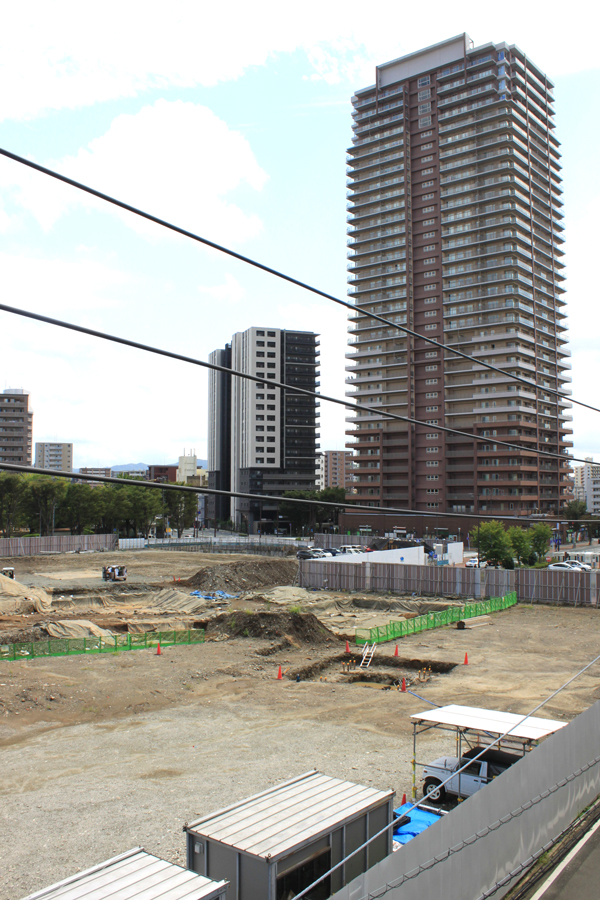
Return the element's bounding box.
[0,389,33,467]
[207,327,319,531]
[344,33,572,531]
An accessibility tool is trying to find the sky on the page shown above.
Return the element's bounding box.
[1,0,598,469]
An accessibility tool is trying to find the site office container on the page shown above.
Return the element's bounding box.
[22,847,228,900]
[184,771,394,900]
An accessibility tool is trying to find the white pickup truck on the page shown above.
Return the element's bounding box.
[422,747,521,802]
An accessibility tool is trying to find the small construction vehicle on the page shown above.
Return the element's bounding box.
[1,567,15,579]
[102,565,127,582]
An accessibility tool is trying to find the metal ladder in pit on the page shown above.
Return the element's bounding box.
[359,642,376,669]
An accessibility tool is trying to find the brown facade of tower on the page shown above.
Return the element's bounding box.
[345,34,572,523]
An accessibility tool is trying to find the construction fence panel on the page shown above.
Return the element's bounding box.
[0,533,116,557]
[299,559,599,607]
[516,568,598,606]
[0,629,205,661]
[331,697,600,900]
[299,561,511,599]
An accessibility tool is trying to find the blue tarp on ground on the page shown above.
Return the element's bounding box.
[189,590,239,600]
[393,802,441,845]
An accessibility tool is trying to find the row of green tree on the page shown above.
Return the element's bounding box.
[0,473,197,538]
[470,520,554,568]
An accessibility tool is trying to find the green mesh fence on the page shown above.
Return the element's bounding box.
[355,592,518,645]
[0,628,205,662]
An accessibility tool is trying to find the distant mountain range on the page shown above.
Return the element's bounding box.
[107,461,208,472]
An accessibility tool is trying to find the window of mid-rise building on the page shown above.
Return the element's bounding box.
[267,352,276,358]
[267,331,276,336]
[256,330,264,335]
[256,457,264,463]
[267,457,275,463]
[418,75,431,87]
[419,116,432,127]
[267,404,275,410]
[256,362,265,368]
[418,89,431,100]
[257,351,265,357]
[256,340,265,346]
[267,394,276,400]
[256,393,264,399]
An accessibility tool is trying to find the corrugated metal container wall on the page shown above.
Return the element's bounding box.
[185,771,394,900]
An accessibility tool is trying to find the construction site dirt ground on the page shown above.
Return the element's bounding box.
[1,551,600,899]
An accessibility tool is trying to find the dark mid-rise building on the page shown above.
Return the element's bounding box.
[344,33,572,533]
[208,328,319,532]
[0,388,33,467]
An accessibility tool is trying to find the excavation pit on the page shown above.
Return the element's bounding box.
[288,652,456,687]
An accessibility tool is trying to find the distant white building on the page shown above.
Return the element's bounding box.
[35,442,73,472]
[177,449,198,483]
[110,463,149,479]
[316,452,325,490]
[573,458,600,514]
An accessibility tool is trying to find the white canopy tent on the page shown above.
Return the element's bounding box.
[409,704,566,801]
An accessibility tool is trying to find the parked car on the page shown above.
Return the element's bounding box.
[338,546,364,555]
[548,561,587,570]
[422,746,521,802]
[465,558,487,568]
[296,550,314,560]
[563,560,592,571]
[322,548,339,556]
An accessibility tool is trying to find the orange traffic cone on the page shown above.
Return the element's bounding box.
[277,665,283,680]
[394,645,399,657]
[401,677,406,692]
[345,640,350,653]
[401,793,407,805]
[464,652,469,665]
[156,643,161,656]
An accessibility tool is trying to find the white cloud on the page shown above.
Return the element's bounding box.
[0,251,133,314]
[1,1,598,121]
[0,100,268,244]
[198,274,246,305]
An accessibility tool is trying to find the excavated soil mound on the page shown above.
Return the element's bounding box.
[183,558,298,592]
[199,611,337,644]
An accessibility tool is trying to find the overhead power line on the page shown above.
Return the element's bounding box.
[0,301,587,468]
[1,462,598,524]
[0,145,593,416]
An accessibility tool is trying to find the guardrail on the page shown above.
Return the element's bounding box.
[0,628,205,661]
[355,592,517,645]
